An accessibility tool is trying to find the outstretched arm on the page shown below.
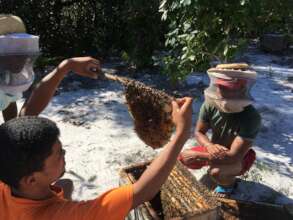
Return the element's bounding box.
[20,57,101,116]
[131,97,193,209]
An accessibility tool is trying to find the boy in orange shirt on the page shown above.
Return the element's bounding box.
[0,97,192,220]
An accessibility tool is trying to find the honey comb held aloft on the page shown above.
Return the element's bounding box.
[105,72,174,148]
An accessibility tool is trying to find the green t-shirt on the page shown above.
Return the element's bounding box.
[198,102,261,147]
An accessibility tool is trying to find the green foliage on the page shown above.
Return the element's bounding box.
[1,1,99,56]
[120,0,165,69]
[160,0,293,83]
[0,0,165,69]
[0,0,291,78]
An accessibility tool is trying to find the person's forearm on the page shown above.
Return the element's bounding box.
[195,131,213,147]
[20,62,69,116]
[210,152,237,165]
[210,137,252,165]
[193,151,211,161]
[210,146,250,165]
[132,130,188,208]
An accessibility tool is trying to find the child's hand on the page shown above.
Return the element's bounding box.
[171,97,193,139]
[179,149,199,165]
[61,57,102,79]
[207,144,227,160]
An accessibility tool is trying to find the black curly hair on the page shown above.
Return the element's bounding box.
[0,116,60,188]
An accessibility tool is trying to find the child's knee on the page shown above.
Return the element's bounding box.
[209,162,242,178]
[209,167,220,178]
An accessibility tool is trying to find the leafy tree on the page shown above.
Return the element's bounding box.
[160,0,292,83]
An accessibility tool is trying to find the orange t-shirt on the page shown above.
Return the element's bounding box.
[0,181,133,220]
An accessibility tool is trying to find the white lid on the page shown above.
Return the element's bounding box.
[0,33,39,55]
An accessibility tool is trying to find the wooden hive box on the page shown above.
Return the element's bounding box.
[119,161,293,220]
[119,161,219,220]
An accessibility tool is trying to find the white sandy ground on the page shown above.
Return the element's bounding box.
[2,47,293,205]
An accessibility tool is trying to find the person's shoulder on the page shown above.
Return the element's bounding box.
[240,105,261,124]
[87,185,133,219]
[202,101,217,112]
[238,105,261,139]
[243,105,260,117]
[100,185,133,201]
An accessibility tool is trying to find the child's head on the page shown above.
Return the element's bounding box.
[214,78,247,99]
[0,116,65,189]
[205,64,257,113]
